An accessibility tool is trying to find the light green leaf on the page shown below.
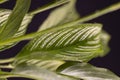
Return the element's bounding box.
[0,0,8,4]
[39,0,79,31]
[100,30,111,56]
[0,9,33,51]
[0,70,7,80]
[15,23,103,63]
[11,63,76,80]
[14,59,65,71]
[0,69,37,79]
[60,63,120,80]
[0,0,31,40]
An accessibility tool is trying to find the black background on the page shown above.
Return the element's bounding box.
[0,0,120,80]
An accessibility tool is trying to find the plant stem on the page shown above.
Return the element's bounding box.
[63,2,120,26]
[0,64,14,69]
[29,0,69,15]
[0,72,40,80]
[0,2,120,47]
[0,58,15,64]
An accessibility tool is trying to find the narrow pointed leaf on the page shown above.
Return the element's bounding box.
[0,9,33,51]
[39,0,79,31]
[0,0,31,40]
[61,63,120,80]
[0,0,8,4]
[15,23,103,63]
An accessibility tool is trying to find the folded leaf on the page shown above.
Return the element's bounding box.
[0,0,31,40]
[60,63,120,80]
[0,0,8,4]
[14,23,103,63]
[39,0,79,31]
[0,9,33,51]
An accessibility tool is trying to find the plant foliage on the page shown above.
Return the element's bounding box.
[0,0,120,80]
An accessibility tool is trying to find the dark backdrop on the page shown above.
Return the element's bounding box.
[0,0,120,80]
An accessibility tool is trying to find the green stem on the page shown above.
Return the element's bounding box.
[0,32,42,46]
[0,64,14,69]
[0,58,15,64]
[0,2,120,47]
[0,72,41,80]
[29,0,69,15]
[62,2,120,27]
[0,74,39,80]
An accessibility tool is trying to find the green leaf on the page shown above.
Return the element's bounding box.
[0,9,33,51]
[0,70,7,80]
[14,59,65,71]
[0,0,31,40]
[39,0,79,31]
[100,30,111,56]
[0,60,75,80]
[60,63,120,80]
[11,63,76,80]
[14,23,103,63]
[0,0,8,4]
[0,70,35,79]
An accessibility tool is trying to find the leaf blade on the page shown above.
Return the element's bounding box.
[11,62,76,80]
[0,9,33,51]
[60,63,120,80]
[0,0,31,40]
[0,69,7,80]
[15,23,103,63]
